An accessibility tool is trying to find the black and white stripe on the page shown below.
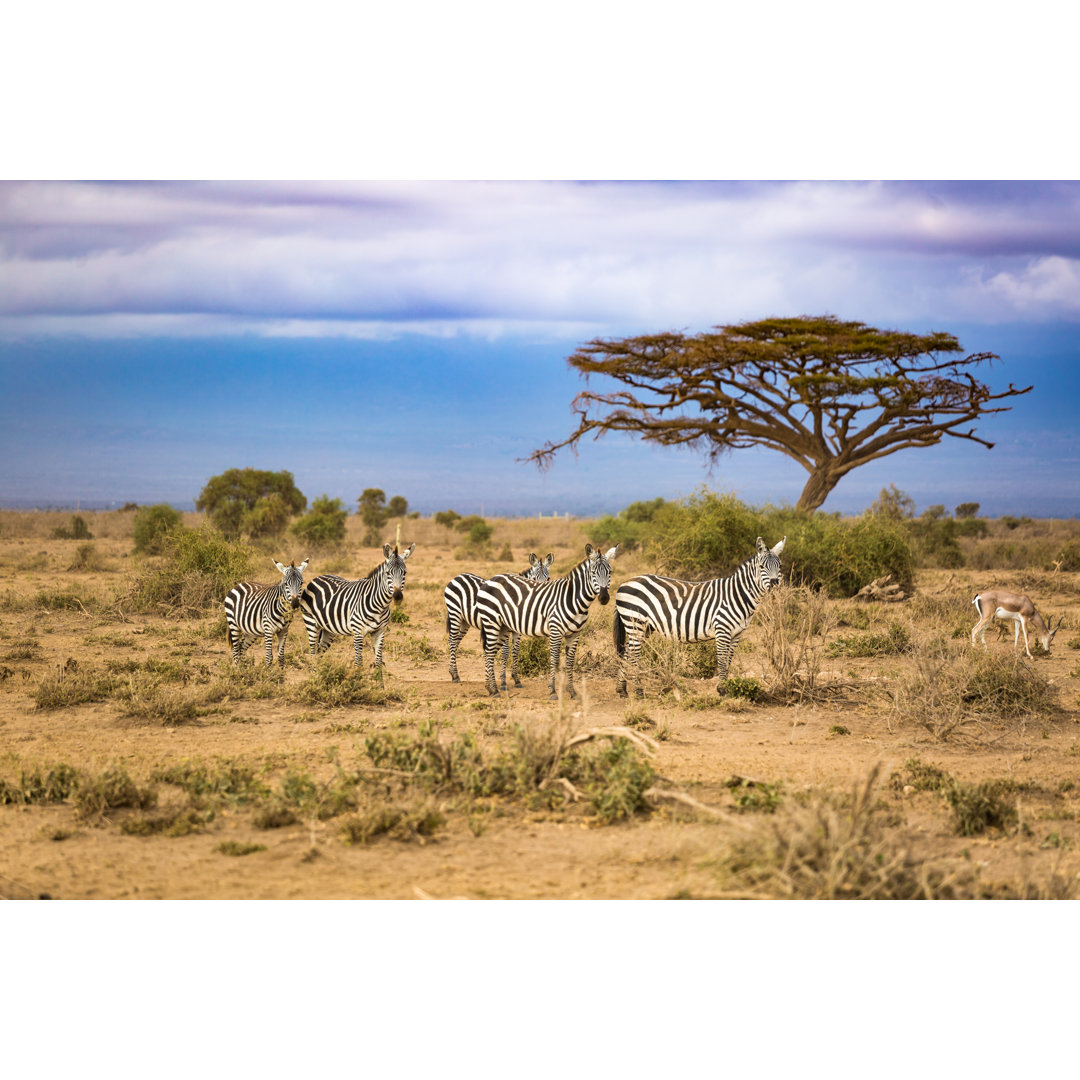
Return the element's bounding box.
[224,558,310,667]
[613,536,785,697]
[476,544,618,699]
[299,543,415,670]
[444,552,554,686]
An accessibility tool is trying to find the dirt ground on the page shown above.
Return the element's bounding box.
[3,511,1080,900]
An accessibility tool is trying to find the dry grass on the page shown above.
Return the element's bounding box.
[754,585,839,703]
[889,634,1060,741]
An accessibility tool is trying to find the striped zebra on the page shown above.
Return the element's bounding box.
[300,543,415,670]
[476,543,618,699]
[613,536,785,697]
[224,558,310,667]
[444,552,554,687]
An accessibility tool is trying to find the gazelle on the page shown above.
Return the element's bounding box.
[971,590,1062,658]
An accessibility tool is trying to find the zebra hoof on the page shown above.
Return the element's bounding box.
[615,685,627,697]
[449,672,460,683]
[513,678,523,689]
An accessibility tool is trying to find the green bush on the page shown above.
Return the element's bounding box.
[955,502,980,519]
[291,495,347,547]
[133,503,182,553]
[592,497,669,551]
[195,468,307,539]
[126,527,255,616]
[52,515,93,540]
[637,489,914,598]
[434,510,461,528]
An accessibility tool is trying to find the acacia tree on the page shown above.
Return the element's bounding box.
[196,468,307,538]
[527,316,1031,513]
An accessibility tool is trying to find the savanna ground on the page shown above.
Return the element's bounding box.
[3,508,1080,900]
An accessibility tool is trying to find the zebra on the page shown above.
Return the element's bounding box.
[444,552,555,687]
[224,558,310,667]
[476,543,618,699]
[299,543,415,671]
[613,536,786,698]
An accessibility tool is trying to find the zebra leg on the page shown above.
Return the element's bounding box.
[511,634,523,689]
[629,628,645,699]
[499,635,510,691]
[564,632,580,700]
[276,623,289,668]
[371,626,388,680]
[482,624,501,696]
[715,628,735,691]
[547,630,562,700]
[352,632,365,670]
[448,618,465,683]
[229,625,244,665]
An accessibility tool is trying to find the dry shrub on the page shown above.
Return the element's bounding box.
[890,636,1059,741]
[290,657,401,707]
[73,765,157,819]
[712,765,983,899]
[339,799,446,844]
[67,542,107,572]
[33,661,121,710]
[754,585,837,702]
[125,527,255,617]
[362,713,657,824]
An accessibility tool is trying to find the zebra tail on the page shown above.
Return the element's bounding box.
[613,608,626,658]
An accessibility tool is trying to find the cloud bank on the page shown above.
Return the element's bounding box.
[3,180,1080,339]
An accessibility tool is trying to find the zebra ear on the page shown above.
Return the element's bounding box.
[273,560,287,574]
[402,543,416,560]
[604,545,618,561]
[529,553,539,567]
[585,544,595,559]
[771,537,786,556]
[756,537,767,555]
[383,544,392,560]
[544,553,555,567]
[298,558,310,572]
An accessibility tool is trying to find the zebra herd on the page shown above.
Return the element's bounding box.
[223,536,787,699]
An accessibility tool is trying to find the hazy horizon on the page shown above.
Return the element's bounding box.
[4,181,1079,520]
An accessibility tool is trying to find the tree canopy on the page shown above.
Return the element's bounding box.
[527,315,1031,513]
[195,468,307,538]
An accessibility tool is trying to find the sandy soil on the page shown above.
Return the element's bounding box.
[3,517,1080,900]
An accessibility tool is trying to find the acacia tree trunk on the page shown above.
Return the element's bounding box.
[795,467,843,514]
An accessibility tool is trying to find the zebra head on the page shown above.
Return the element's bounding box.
[754,537,786,591]
[381,542,416,604]
[526,552,555,582]
[584,543,619,605]
[273,558,309,609]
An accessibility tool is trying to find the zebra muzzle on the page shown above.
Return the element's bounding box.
[393,589,404,604]
[290,598,300,610]
[598,588,610,605]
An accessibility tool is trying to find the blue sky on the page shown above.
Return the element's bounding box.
[3,180,1079,517]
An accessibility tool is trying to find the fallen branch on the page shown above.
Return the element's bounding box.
[564,726,658,755]
[852,574,909,603]
[540,776,586,802]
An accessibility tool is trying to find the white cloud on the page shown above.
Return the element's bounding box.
[2,180,1080,339]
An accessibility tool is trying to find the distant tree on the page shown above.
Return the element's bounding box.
[870,485,915,521]
[386,495,409,518]
[196,468,307,539]
[922,504,949,521]
[527,315,1031,513]
[133,503,183,554]
[434,509,461,528]
[292,495,348,547]
[955,502,981,519]
[52,515,93,540]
